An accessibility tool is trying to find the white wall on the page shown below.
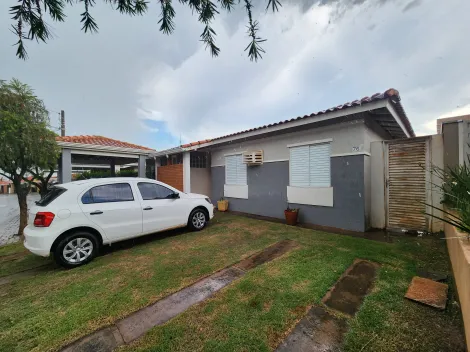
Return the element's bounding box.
[429,134,444,232]
[210,119,368,166]
[190,167,211,197]
[370,135,444,232]
[370,141,386,229]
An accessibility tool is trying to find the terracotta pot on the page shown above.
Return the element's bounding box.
[217,200,229,212]
[284,210,299,226]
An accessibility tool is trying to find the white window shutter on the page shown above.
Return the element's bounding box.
[290,146,310,187]
[236,154,247,185]
[309,143,331,187]
[225,155,238,185]
[225,154,247,185]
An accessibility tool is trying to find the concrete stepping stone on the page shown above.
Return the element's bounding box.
[405,276,448,310]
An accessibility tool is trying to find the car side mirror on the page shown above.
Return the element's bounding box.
[168,192,180,199]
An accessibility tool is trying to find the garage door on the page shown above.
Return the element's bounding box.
[387,140,427,230]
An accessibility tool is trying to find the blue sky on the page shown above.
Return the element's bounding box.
[1,0,469,150]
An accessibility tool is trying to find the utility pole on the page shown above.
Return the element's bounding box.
[60,110,65,136]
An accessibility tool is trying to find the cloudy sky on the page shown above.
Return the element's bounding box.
[1,0,469,150]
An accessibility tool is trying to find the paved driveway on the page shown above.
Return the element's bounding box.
[0,194,41,246]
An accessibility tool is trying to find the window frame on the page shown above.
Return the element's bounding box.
[137,182,175,200]
[225,153,247,186]
[81,183,135,204]
[289,141,331,188]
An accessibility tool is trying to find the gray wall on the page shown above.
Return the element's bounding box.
[443,122,459,170]
[212,155,366,232]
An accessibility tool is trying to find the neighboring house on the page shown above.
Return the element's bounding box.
[437,114,470,169]
[0,179,13,194]
[152,89,415,232]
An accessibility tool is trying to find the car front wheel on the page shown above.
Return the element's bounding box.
[188,209,207,231]
[54,231,99,268]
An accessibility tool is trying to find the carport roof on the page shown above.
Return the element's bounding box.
[56,136,154,151]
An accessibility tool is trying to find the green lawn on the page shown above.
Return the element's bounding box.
[0,213,465,352]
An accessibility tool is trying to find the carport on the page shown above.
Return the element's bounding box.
[55,136,156,183]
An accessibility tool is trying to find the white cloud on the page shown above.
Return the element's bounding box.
[1,0,469,149]
[138,0,470,144]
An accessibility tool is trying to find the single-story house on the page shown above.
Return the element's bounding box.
[151,89,416,232]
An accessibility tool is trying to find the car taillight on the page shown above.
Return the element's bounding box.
[34,212,55,227]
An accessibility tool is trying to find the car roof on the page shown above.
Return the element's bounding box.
[58,178,157,189]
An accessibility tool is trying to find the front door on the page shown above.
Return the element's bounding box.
[136,182,188,234]
[387,140,428,231]
[79,182,143,241]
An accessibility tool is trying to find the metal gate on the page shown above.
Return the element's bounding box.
[387,140,428,231]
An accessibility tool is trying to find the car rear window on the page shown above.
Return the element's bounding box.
[81,183,134,204]
[36,187,66,206]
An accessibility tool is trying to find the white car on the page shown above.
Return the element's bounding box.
[24,177,214,268]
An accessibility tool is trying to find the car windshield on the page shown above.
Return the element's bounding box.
[36,187,66,207]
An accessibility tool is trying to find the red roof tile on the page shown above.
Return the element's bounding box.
[56,135,154,151]
[181,88,414,148]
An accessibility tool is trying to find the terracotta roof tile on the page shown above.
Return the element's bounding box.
[181,88,414,148]
[56,135,154,151]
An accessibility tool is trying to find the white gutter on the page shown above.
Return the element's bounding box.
[57,141,154,156]
[385,101,411,138]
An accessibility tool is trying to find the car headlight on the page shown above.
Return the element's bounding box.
[205,197,212,204]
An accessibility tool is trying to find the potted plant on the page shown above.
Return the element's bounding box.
[284,204,299,226]
[217,197,229,212]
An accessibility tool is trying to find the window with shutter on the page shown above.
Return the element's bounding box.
[225,154,247,185]
[289,142,331,187]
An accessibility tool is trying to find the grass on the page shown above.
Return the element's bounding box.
[0,242,49,277]
[0,213,465,352]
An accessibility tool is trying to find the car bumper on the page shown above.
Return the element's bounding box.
[23,226,55,257]
[209,205,215,219]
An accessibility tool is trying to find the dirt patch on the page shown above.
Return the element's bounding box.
[322,259,379,316]
[0,250,29,263]
[0,263,56,286]
[235,240,298,271]
[276,306,348,352]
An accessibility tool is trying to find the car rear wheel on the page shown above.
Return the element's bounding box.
[54,231,99,268]
[188,209,207,231]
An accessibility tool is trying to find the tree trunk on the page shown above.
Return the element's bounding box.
[15,181,30,240]
[39,181,49,198]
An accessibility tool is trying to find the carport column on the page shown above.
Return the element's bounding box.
[60,149,72,183]
[155,158,160,180]
[138,155,146,178]
[110,159,116,177]
[183,152,191,193]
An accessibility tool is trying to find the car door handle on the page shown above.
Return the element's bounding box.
[143,206,153,211]
[90,210,103,215]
